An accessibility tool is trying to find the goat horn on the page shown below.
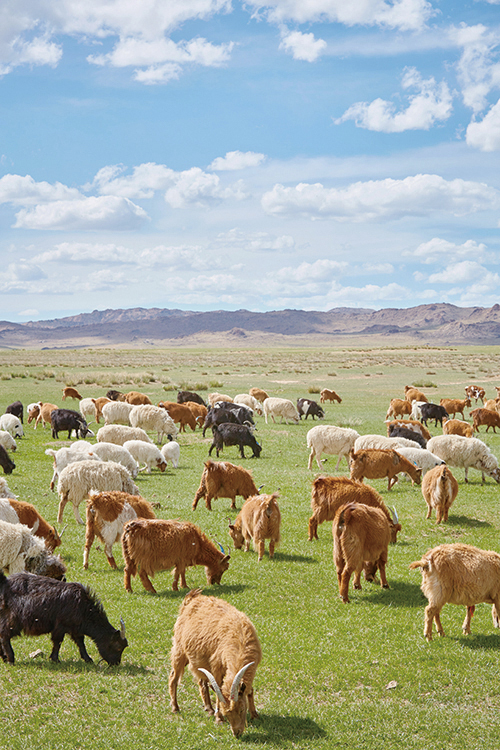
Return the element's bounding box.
[391,506,399,524]
[120,617,126,638]
[199,668,227,706]
[230,662,254,701]
[257,484,265,492]
[59,524,68,539]
[215,539,225,555]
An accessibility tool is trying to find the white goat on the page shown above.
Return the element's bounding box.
[129,405,178,444]
[160,441,180,468]
[307,425,360,471]
[263,397,299,425]
[0,414,23,438]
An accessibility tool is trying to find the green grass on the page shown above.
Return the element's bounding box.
[1,345,500,749]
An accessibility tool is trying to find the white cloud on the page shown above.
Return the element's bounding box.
[13,196,148,231]
[0,174,82,205]
[6,262,46,282]
[262,174,499,221]
[215,228,295,251]
[209,151,266,171]
[90,163,176,199]
[411,237,493,264]
[427,260,493,284]
[466,98,500,151]
[335,67,453,132]
[279,29,327,62]
[276,258,348,282]
[362,262,394,274]
[164,168,245,208]
[450,24,500,114]
[246,0,433,31]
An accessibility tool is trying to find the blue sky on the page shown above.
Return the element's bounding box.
[1,0,500,321]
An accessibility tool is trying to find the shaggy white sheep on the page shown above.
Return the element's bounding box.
[0,477,17,499]
[207,392,233,407]
[96,424,153,446]
[45,442,100,491]
[129,404,178,444]
[160,440,180,468]
[0,519,65,577]
[79,398,97,424]
[263,397,300,425]
[0,498,19,524]
[88,442,139,478]
[233,394,262,415]
[102,401,135,425]
[395,447,446,477]
[0,414,23,438]
[353,434,424,452]
[122,440,168,474]
[307,425,360,471]
[426,435,500,483]
[56,459,140,525]
[0,431,17,452]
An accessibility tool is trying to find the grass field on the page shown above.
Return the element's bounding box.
[1,344,500,750]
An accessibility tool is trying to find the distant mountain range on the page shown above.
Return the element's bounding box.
[2,303,500,348]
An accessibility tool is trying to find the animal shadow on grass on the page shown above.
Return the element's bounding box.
[446,515,491,528]
[244,714,327,746]
[363,580,424,608]
[272,551,317,564]
[154,583,248,599]
[30,659,149,676]
[452,632,500,651]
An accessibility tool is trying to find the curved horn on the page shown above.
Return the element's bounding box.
[230,662,254,701]
[31,519,40,534]
[391,506,399,524]
[198,668,227,706]
[120,617,126,639]
[58,524,68,539]
[215,539,225,555]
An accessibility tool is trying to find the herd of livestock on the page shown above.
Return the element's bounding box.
[1,380,500,736]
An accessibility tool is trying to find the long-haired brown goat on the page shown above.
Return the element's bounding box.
[421,465,458,524]
[228,492,281,562]
[169,589,262,738]
[193,460,258,511]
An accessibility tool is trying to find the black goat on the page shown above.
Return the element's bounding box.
[0,445,15,474]
[388,425,427,448]
[420,403,449,428]
[209,423,262,459]
[177,390,206,407]
[50,409,93,440]
[5,401,23,424]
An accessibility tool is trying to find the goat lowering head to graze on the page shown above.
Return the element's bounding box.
[0,414,23,439]
[333,502,392,603]
[470,408,500,434]
[0,445,15,475]
[320,388,342,404]
[410,543,500,640]
[50,409,93,440]
[439,397,471,420]
[387,424,427,448]
[262,397,299,425]
[426,435,500,484]
[419,403,449,428]
[0,571,127,664]
[62,386,83,401]
[0,498,63,551]
[209,424,262,460]
[442,418,474,438]
[297,398,324,420]
[228,492,281,562]
[0,519,66,579]
[169,589,262,738]
[404,386,428,403]
[193,459,258,511]
[421,464,459,524]
[157,401,198,432]
[349,448,422,490]
[385,398,412,420]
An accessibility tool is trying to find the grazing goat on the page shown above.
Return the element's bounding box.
[83,490,156,569]
[177,390,206,406]
[0,571,127,664]
[183,401,208,427]
[249,387,269,403]
[96,424,153,446]
[0,498,62,551]
[45,442,99,491]
[349,448,422,490]
[88,442,139,478]
[354,434,424,452]
[470,407,500,433]
[307,425,360,471]
[439,397,471,420]
[385,398,412,419]
[442,418,473,438]
[193,459,258,511]
[169,589,261,738]
[320,388,342,404]
[410,543,500,640]
[421,465,459,523]
[209,424,262,459]
[385,419,431,441]
[387,425,427,448]
[263,397,299,425]
[333,503,392,603]
[5,401,23,424]
[465,385,485,404]
[297,398,324,420]
[394,446,445,476]
[234,393,262,415]
[308,476,401,542]
[124,391,152,405]
[160,440,180,468]
[32,402,58,429]
[0,414,23,438]
[102,401,135,425]
[208,392,233,407]
[122,518,231,593]
[419,402,449,428]
[0,445,15,474]
[122,440,167,474]
[158,401,198,432]
[0,520,66,578]
[106,390,125,401]
[62,386,83,401]
[228,492,281,561]
[404,386,428,403]
[50,409,93,440]
[426,435,500,484]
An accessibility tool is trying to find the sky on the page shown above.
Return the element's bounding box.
[1,0,500,322]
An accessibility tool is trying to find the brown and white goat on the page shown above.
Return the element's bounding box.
[349,448,422,490]
[410,543,500,640]
[333,502,392,603]
[421,465,459,524]
[30,402,58,430]
[169,589,262,738]
[193,460,259,511]
[83,490,156,569]
[228,492,281,562]
[0,498,63,551]
[121,518,230,593]
[465,385,485,404]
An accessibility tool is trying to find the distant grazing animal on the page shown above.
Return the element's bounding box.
[0,519,66,579]
[209,424,262,459]
[208,392,233,408]
[83,490,156,569]
[385,398,412,419]
[419,402,449,427]
[228,492,281,562]
[0,431,16,453]
[387,425,427,448]
[101,401,135,425]
[349,448,422,490]
[421,465,459,524]
[193,460,258,511]
[410,543,500,640]
[5,401,23,424]
[308,475,401,542]
[0,498,62,551]
[333,503,392,603]
[50,409,93,440]
[122,440,167,474]
[470,407,500,433]
[169,589,261,738]
[123,391,152,405]
[297,398,324,420]
[45,442,99,491]
[106,390,125,401]
[233,393,262,415]
[439,397,471,420]
[249,387,269,404]
[62,386,83,401]
[87,442,139,479]
[427,435,500,484]
[404,386,428,403]
[183,401,208,427]
[465,385,485,404]
[263,397,299,425]
[0,414,23,438]
[177,390,206,407]
[320,388,342,404]
[158,401,198,432]
[121,518,231,593]
[394,446,445,476]
[0,571,127,664]
[32,402,58,429]
[353,434,424,452]
[307,425,359,471]
[410,401,427,421]
[96,424,153,446]
[442,419,473,438]
[129,404,178,443]
[202,406,245,437]
[0,445,15,475]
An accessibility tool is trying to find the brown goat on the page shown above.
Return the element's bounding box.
[2,499,62,551]
[385,398,412,419]
[122,518,230,593]
[439,398,471,420]
[404,386,428,403]
[183,401,207,428]
[442,419,473,438]
[228,492,281,562]
[320,388,342,404]
[31,402,58,430]
[470,407,500,433]
[421,465,459,523]
[349,448,422,490]
[62,387,83,401]
[83,490,156,569]
[123,391,152,405]
[158,401,198,432]
[249,387,269,403]
[410,543,500,640]
[308,475,401,542]
[465,385,485,404]
[169,589,262,738]
[91,397,112,423]
[193,460,258,511]
[333,502,392,603]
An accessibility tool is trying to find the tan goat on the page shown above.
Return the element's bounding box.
[439,397,471,420]
[193,460,258,511]
[421,465,459,524]
[320,388,342,404]
[333,502,392,603]
[385,398,412,420]
[249,387,269,403]
[123,391,152,405]
[31,402,58,430]
[442,419,473,438]
[62,387,83,401]
[410,543,500,640]
[228,492,281,562]
[470,407,500,433]
[169,589,262,738]
[404,386,428,403]
[349,448,422,490]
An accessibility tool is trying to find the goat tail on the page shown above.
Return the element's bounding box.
[409,558,430,572]
[121,524,137,577]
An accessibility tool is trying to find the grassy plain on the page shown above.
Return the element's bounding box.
[1,344,500,750]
